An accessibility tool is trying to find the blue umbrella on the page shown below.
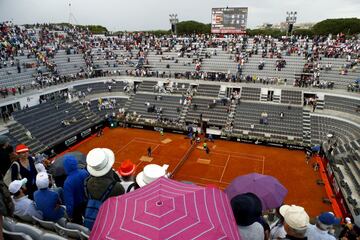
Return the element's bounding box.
[49,151,86,177]
[311,145,321,152]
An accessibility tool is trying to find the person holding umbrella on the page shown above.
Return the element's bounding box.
[90,177,241,240]
[230,192,265,240]
[225,173,288,211]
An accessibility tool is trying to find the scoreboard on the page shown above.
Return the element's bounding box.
[211,7,248,34]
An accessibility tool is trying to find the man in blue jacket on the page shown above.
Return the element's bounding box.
[63,154,89,224]
[34,172,65,222]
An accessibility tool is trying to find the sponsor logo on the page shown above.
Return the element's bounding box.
[65,136,77,146]
[154,127,164,132]
[81,128,91,138]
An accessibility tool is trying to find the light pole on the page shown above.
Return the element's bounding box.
[169,14,179,35]
[286,11,297,36]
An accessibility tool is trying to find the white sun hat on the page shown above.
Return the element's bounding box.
[136,164,169,187]
[86,148,115,177]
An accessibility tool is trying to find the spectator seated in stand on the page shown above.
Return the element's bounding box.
[230,193,265,240]
[8,178,43,220]
[280,204,310,240]
[306,212,340,240]
[34,172,65,222]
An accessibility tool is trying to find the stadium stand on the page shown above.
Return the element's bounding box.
[0,21,360,238]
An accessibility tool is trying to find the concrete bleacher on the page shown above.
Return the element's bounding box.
[281,90,303,105]
[185,97,229,127]
[137,80,157,92]
[11,100,101,148]
[195,84,220,97]
[127,93,183,121]
[232,102,304,142]
[334,139,360,156]
[241,87,261,101]
[73,80,126,94]
[241,55,306,84]
[53,50,86,75]
[89,98,128,118]
[200,48,238,74]
[318,57,359,88]
[146,51,197,73]
[324,95,360,115]
[0,53,39,88]
[310,115,360,145]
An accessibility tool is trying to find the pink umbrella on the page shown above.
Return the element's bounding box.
[90,177,241,240]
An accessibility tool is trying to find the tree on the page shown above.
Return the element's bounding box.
[176,21,211,35]
[312,18,360,35]
[292,28,314,37]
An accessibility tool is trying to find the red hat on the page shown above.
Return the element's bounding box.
[118,159,136,176]
[15,144,29,154]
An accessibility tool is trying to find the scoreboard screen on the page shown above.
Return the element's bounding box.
[211,7,248,34]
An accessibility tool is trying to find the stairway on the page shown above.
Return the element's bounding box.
[179,103,189,125]
[72,102,102,124]
[260,92,268,102]
[273,93,281,103]
[124,94,135,113]
[316,99,324,110]
[218,88,226,99]
[302,110,311,146]
[224,100,237,133]
[7,122,47,154]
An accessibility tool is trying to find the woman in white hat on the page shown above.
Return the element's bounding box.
[85,148,125,200]
[136,164,169,188]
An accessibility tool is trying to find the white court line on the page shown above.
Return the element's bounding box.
[262,156,265,174]
[212,149,265,159]
[150,144,160,154]
[220,154,230,182]
[211,151,264,161]
[115,138,136,155]
[176,174,231,185]
[211,152,264,162]
[134,137,161,143]
[133,140,161,145]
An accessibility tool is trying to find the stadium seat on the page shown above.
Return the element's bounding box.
[66,222,91,235]
[15,214,35,224]
[13,222,43,240]
[80,231,90,240]
[54,223,82,239]
[2,229,32,240]
[3,217,16,231]
[32,215,57,231]
[42,233,68,240]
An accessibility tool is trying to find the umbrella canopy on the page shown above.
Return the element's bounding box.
[90,177,241,240]
[311,145,321,152]
[48,151,86,177]
[225,173,288,211]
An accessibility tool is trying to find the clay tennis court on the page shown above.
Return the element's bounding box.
[70,127,333,217]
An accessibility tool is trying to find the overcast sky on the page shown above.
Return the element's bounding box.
[0,0,359,31]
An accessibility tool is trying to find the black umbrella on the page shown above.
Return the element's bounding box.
[49,151,87,177]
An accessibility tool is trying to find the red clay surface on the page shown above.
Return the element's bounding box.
[71,127,333,217]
